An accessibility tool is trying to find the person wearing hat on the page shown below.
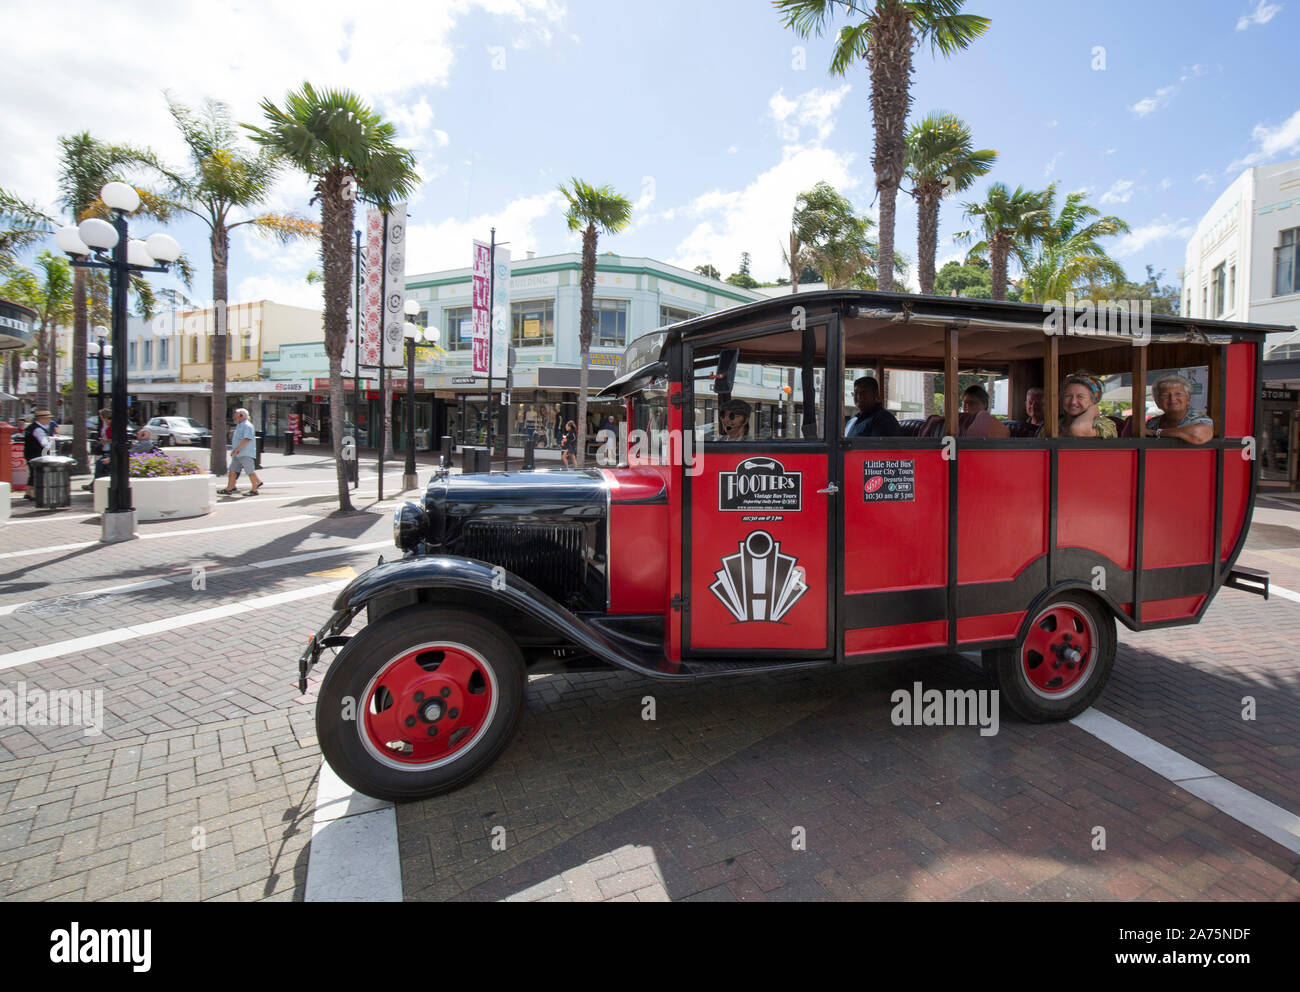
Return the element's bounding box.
[715,398,752,441]
[21,410,56,500]
[1049,372,1117,438]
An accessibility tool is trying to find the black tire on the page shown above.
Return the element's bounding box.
[317,606,526,802]
[992,592,1116,722]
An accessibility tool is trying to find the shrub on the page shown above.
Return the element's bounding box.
[128,452,203,478]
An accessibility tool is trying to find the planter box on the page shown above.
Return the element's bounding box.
[93,474,216,521]
[159,446,210,472]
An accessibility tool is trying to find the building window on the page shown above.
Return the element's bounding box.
[592,299,628,347]
[190,335,199,364]
[129,341,137,367]
[1185,291,1192,316]
[1275,227,1299,296]
[511,299,554,347]
[1228,264,1236,312]
[159,338,169,366]
[242,335,253,360]
[444,306,473,350]
[227,334,233,359]
[1202,285,1208,317]
[660,304,698,326]
[1212,263,1226,317]
[143,339,152,367]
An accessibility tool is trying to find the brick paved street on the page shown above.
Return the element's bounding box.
[1,454,1298,901]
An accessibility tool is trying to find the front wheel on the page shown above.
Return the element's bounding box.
[317,606,526,802]
[987,593,1116,722]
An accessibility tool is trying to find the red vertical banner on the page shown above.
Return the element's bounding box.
[472,240,490,375]
[362,209,384,368]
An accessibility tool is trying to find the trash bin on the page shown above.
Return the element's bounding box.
[30,454,75,509]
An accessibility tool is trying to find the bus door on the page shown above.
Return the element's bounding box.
[683,324,835,658]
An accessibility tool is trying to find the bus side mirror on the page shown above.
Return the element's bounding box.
[712,349,739,395]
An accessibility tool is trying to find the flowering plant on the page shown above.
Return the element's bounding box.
[128,452,204,478]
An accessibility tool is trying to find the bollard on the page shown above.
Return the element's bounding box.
[523,437,535,471]
[254,432,264,470]
[440,434,452,471]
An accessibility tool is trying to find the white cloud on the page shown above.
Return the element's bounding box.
[1099,179,1134,204]
[1131,85,1176,117]
[1196,172,1217,188]
[405,190,564,273]
[1044,151,1063,179]
[1114,219,1194,258]
[768,85,852,144]
[1225,108,1300,172]
[667,145,861,281]
[1156,177,1173,191]
[727,145,739,154]
[1237,1,1282,30]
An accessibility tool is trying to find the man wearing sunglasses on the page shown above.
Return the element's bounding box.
[715,398,751,441]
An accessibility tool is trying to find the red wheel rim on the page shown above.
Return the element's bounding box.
[360,643,497,769]
[1021,604,1095,699]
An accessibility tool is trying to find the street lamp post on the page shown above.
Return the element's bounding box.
[402,300,438,491]
[55,183,181,543]
[88,327,110,418]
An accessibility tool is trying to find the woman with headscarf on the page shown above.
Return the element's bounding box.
[1047,372,1117,438]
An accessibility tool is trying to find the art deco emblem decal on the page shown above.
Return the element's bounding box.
[709,530,808,623]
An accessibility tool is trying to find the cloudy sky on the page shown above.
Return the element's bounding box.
[2,0,1296,312]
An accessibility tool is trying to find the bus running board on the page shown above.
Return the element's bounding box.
[1224,565,1269,600]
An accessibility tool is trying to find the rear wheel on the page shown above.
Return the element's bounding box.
[989,593,1116,722]
[317,606,526,802]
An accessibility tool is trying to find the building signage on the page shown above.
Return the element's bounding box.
[472,241,491,374]
[1263,388,1298,402]
[272,380,310,392]
[719,457,802,512]
[452,375,477,384]
[511,271,559,291]
[589,349,622,368]
[383,202,407,368]
[863,459,915,502]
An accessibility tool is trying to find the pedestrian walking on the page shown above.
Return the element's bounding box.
[218,407,261,495]
[560,419,578,469]
[21,409,55,501]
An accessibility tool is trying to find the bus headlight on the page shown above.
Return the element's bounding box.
[393,501,427,553]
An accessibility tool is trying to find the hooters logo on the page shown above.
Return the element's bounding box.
[709,530,808,623]
[865,475,883,493]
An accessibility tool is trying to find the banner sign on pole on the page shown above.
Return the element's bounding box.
[383,202,407,368]
[472,240,491,375]
[491,247,511,379]
[360,208,385,369]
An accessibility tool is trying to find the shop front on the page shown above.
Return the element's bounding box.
[1261,387,1299,484]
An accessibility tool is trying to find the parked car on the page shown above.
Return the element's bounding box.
[145,416,212,447]
[86,415,139,443]
[299,289,1274,803]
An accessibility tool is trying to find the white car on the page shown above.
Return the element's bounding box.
[145,416,213,446]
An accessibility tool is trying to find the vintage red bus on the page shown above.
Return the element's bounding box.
[299,291,1280,801]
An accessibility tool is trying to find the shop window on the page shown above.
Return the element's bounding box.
[1275,228,1299,297]
[511,299,554,348]
[659,304,698,326]
[444,306,473,350]
[592,299,628,347]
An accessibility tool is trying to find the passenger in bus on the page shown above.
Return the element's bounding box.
[1025,387,1045,430]
[961,384,990,414]
[1052,372,1118,438]
[958,384,1010,437]
[1146,374,1214,444]
[844,376,900,437]
[716,398,751,440]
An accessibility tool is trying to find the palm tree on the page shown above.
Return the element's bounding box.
[1,252,72,411]
[958,182,1052,300]
[793,182,878,289]
[151,97,319,476]
[1018,186,1130,303]
[57,133,160,472]
[557,178,633,468]
[780,228,812,293]
[905,111,995,294]
[776,0,989,293]
[0,188,54,273]
[245,83,418,512]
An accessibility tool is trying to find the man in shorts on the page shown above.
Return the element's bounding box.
[219,407,262,495]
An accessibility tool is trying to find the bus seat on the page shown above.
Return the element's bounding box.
[897,419,927,437]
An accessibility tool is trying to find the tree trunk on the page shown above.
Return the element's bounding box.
[210,226,230,477]
[321,175,354,512]
[917,190,939,295]
[34,318,49,412]
[71,266,89,472]
[991,238,1008,301]
[866,3,915,294]
[575,223,598,469]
